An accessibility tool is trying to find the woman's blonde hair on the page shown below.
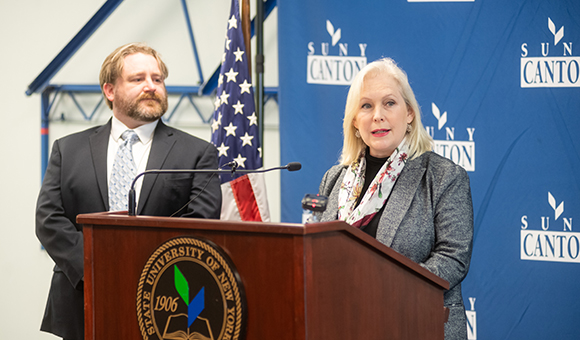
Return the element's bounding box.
[99,42,168,110]
[340,58,432,165]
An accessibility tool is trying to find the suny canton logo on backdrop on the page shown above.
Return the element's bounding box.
[466,297,477,340]
[521,192,578,263]
[427,103,475,171]
[306,20,368,85]
[521,17,580,87]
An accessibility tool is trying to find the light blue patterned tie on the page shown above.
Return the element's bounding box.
[109,130,139,211]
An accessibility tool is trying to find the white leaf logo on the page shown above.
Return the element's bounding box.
[548,18,564,46]
[431,102,447,130]
[326,20,341,46]
[548,192,564,220]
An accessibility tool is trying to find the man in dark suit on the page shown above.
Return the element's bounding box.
[35,43,222,340]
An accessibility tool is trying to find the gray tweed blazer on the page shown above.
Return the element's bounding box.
[317,151,473,340]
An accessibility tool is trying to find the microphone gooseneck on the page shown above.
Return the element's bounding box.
[127,162,302,216]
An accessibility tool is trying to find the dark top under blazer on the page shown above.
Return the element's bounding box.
[317,151,473,340]
[36,120,222,339]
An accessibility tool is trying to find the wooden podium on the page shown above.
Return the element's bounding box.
[79,212,449,340]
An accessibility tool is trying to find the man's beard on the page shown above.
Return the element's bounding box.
[117,92,168,123]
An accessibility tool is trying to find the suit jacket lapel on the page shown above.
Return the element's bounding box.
[321,167,347,222]
[89,120,112,210]
[137,121,175,214]
[376,157,426,247]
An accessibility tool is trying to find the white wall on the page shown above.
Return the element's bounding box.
[0,1,279,338]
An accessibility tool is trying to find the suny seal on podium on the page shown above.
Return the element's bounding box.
[136,236,246,340]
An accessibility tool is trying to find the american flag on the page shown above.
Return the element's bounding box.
[211,0,269,221]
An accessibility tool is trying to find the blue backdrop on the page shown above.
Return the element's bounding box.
[278,0,580,338]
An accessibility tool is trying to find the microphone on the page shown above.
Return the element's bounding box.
[286,162,302,171]
[127,162,302,216]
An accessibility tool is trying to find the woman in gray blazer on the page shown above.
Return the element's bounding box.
[317,58,473,340]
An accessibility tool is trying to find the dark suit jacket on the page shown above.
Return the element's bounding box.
[318,152,473,340]
[36,120,221,339]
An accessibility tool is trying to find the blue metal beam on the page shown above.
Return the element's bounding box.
[50,84,278,100]
[33,1,278,180]
[48,84,203,95]
[29,0,277,97]
[199,63,221,96]
[181,0,204,84]
[26,0,124,96]
[44,84,277,100]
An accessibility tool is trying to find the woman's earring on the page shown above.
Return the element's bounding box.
[355,129,361,138]
[406,124,412,133]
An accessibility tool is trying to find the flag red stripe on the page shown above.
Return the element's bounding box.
[230,175,262,221]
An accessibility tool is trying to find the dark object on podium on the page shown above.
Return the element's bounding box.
[301,193,328,212]
[79,212,449,340]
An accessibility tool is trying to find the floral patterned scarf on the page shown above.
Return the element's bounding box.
[338,138,409,228]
